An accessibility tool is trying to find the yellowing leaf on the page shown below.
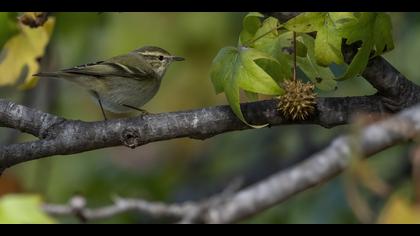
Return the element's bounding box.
[0,17,55,89]
[284,12,325,33]
[0,194,56,224]
[314,24,344,66]
[377,195,420,224]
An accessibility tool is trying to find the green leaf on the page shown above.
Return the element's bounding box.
[284,12,325,33]
[286,12,348,67]
[0,194,56,223]
[314,22,344,66]
[336,12,394,80]
[210,46,283,126]
[239,12,264,46]
[285,12,394,80]
[338,38,374,81]
[238,48,283,94]
[253,17,280,40]
[210,46,237,94]
[252,19,292,81]
[337,13,375,45]
[296,34,337,91]
[244,90,259,101]
[373,13,394,56]
[328,12,358,28]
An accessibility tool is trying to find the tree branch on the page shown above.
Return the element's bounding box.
[43,103,420,223]
[0,94,395,172]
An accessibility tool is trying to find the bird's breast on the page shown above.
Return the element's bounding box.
[97,77,161,113]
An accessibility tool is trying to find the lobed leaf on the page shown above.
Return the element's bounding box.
[239,12,264,46]
[286,12,394,81]
[297,34,337,91]
[210,46,283,126]
[336,12,394,80]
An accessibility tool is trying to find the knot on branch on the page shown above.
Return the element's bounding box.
[120,128,143,149]
[39,118,66,139]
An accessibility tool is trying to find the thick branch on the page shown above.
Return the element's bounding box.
[44,104,420,223]
[0,95,392,171]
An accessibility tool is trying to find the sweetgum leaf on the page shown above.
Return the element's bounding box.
[373,13,394,56]
[314,23,344,66]
[210,46,283,126]
[285,13,357,66]
[297,34,337,91]
[251,18,293,82]
[284,13,325,33]
[337,12,394,80]
[286,12,394,80]
[239,12,264,46]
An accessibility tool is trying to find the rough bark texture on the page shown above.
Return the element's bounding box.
[0,93,403,171]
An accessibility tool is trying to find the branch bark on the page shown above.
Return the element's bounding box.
[0,94,398,172]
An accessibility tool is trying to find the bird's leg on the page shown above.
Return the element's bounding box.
[123,104,152,115]
[91,90,108,120]
[98,98,108,120]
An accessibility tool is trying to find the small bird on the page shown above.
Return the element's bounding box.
[34,46,185,120]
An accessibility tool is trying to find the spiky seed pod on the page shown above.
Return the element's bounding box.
[277,80,317,120]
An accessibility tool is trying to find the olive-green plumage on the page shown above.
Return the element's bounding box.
[34,46,184,118]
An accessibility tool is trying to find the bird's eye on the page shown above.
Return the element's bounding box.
[158,55,164,61]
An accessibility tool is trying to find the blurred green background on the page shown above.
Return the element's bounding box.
[0,12,418,223]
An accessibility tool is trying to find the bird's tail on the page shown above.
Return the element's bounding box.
[33,71,98,90]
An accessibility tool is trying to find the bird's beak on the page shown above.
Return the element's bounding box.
[171,56,185,61]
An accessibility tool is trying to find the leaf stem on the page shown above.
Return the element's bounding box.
[244,25,283,47]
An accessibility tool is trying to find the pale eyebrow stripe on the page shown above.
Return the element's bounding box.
[141,52,161,56]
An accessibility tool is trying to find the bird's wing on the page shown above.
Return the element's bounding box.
[61,53,156,80]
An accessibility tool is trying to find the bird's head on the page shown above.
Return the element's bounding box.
[133,46,185,77]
